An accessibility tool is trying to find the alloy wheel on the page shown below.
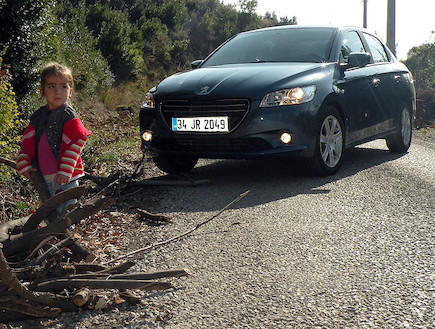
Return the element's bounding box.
[319,115,343,168]
[401,107,411,146]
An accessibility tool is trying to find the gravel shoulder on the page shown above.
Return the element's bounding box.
[3,132,434,329]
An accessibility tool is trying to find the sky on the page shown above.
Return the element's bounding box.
[221,0,435,60]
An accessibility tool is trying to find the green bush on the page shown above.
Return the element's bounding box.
[0,52,21,157]
[404,43,435,128]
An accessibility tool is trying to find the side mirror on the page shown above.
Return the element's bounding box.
[346,52,371,69]
[191,60,203,69]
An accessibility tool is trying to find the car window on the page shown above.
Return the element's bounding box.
[363,33,390,63]
[202,28,337,66]
[340,31,366,63]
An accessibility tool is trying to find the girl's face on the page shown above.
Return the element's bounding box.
[41,74,73,110]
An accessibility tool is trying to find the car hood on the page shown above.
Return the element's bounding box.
[156,63,329,101]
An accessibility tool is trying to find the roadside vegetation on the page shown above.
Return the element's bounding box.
[0,0,434,222]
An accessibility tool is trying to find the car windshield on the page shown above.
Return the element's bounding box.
[202,27,337,67]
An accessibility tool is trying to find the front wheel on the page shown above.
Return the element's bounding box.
[153,155,198,174]
[307,106,345,176]
[386,103,412,153]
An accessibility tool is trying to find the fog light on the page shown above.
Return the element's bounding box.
[280,132,292,144]
[142,131,152,142]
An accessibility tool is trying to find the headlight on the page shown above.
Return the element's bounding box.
[259,86,316,107]
[142,92,155,109]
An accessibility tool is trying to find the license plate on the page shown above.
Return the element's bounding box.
[172,117,229,132]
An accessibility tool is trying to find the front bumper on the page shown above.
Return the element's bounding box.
[140,100,319,160]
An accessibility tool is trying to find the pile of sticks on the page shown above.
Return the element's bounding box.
[0,161,189,323]
[0,156,248,324]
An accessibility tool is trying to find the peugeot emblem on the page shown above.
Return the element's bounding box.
[200,86,210,94]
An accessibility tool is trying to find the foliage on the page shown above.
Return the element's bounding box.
[1,0,293,107]
[0,0,57,112]
[0,52,24,191]
[404,42,435,128]
[0,52,21,157]
[0,0,115,116]
[85,3,140,81]
[53,1,114,95]
[239,0,258,14]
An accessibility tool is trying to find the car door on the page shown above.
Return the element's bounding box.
[361,32,396,134]
[336,30,382,145]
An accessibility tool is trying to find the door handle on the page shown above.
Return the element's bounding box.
[372,78,380,87]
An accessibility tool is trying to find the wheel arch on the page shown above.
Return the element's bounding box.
[318,93,347,140]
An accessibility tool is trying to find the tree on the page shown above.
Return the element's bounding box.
[85,4,140,82]
[404,42,435,128]
[239,0,258,14]
[53,1,115,94]
[0,52,21,160]
[0,0,57,113]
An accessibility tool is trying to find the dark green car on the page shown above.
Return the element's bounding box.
[140,26,416,175]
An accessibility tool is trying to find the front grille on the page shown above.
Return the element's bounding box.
[160,99,249,132]
[153,138,272,152]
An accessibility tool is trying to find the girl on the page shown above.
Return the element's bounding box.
[17,62,92,211]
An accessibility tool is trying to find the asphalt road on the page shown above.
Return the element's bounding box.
[30,134,432,329]
[8,135,435,329]
[130,133,434,329]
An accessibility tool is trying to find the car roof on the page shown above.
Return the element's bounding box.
[241,25,367,34]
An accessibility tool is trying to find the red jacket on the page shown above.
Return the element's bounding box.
[17,117,92,180]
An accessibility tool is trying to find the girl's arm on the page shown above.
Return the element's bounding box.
[57,137,87,183]
[16,124,36,178]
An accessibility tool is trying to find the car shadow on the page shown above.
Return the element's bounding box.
[150,144,407,213]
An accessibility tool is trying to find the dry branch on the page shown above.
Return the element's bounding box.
[71,268,191,280]
[0,217,29,243]
[29,170,51,203]
[72,263,108,273]
[0,296,60,318]
[35,278,173,292]
[108,269,191,280]
[21,186,87,232]
[2,196,113,257]
[66,234,97,262]
[26,236,75,267]
[91,260,136,275]
[131,178,210,187]
[118,290,141,305]
[1,156,197,322]
[0,245,60,307]
[136,208,172,223]
[0,156,16,169]
[84,172,120,187]
[73,288,91,307]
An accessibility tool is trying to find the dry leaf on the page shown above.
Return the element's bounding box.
[114,295,124,304]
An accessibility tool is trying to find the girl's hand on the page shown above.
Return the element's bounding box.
[22,167,37,179]
[54,173,70,185]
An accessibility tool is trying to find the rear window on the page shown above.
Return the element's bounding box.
[202,27,337,67]
[363,33,390,63]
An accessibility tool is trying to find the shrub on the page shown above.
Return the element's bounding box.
[0,52,21,157]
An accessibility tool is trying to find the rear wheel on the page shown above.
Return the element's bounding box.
[307,106,344,176]
[386,103,412,153]
[153,155,198,174]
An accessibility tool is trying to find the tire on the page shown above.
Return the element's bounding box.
[153,155,198,174]
[307,106,345,176]
[386,103,412,153]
